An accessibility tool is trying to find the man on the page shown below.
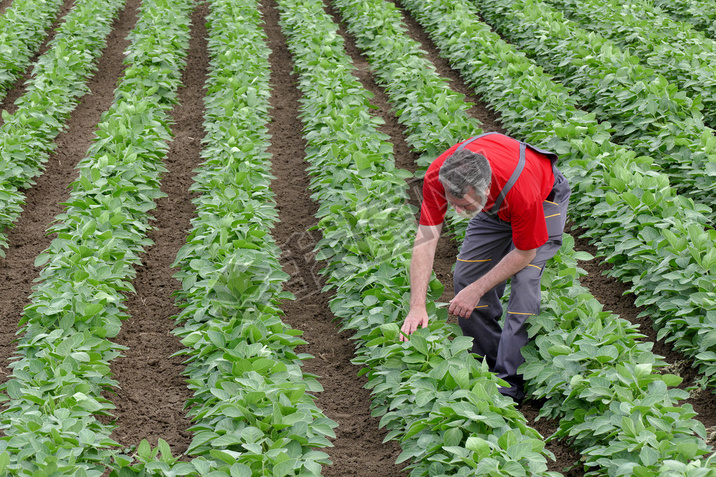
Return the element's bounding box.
[399,132,570,401]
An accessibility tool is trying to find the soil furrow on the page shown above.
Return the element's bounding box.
[261,1,407,475]
[105,1,209,456]
[0,0,137,385]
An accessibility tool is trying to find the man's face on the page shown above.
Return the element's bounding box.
[446,186,485,220]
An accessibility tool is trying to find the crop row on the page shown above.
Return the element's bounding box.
[0,0,64,102]
[473,0,716,210]
[0,0,193,472]
[545,0,716,129]
[399,0,716,394]
[0,0,126,253]
[520,238,715,475]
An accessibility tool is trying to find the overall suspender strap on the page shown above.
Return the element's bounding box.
[490,142,526,214]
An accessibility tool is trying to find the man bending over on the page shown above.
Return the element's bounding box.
[400,132,570,402]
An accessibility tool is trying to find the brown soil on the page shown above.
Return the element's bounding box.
[0,0,713,475]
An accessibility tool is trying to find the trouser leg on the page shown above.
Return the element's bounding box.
[495,241,559,399]
[496,169,571,400]
[453,212,513,369]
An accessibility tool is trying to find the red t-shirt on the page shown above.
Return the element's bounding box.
[419,134,555,250]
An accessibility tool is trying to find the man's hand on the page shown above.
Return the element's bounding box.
[448,283,484,318]
[400,308,429,341]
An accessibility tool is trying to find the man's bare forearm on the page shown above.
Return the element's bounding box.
[448,247,537,318]
[471,247,536,296]
[401,224,443,341]
[409,224,442,308]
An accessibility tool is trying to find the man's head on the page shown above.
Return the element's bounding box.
[439,148,491,220]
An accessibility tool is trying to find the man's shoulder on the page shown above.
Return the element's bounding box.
[468,132,518,147]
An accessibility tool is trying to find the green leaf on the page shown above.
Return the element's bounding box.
[676,441,701,459]
[450,366,470,389]
[497,430,518,450]
[466,436,491,458]
[137,439,153,461]
[410,333,429,355]
[660,374,682,387]
[35,253,51,267]
[404,422,427,439]
[157,439,173,463]
[229,464,252,477]
[0,452,9,473]
[212,434,243,447]
[81,220,97,239]
[272,457,297,477]
[354,151,371,170]
[84,302,104,318]
[443,427,463,447]
[639,446,660,467]
[572,251,593,261]
[242,426,264,443]
[380,323,399,341]
[209,449,238,465]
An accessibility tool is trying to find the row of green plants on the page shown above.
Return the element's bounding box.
[472,0,716,210]
[325,0,474,241]
[0,0,194,472]
[544,0,716,129]
[277,0,562,475]
[652,0,716,38]
[329,0,477,161]
[329,0,715,473]
[0,0,64,102]
[0,0,126,254]
[119,0,339,473]
[329,0,477,239]
[519,236,715,475]
[399,0,716,394]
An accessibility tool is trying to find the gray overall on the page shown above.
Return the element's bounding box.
[452,133,570,401]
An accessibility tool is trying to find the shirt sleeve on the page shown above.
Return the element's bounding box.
[508,198,548,250]
[419,159,448,226]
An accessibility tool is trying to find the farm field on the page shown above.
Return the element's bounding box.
[0,0,714,474]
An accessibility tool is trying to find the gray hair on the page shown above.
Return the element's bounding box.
[438,148,491,199]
